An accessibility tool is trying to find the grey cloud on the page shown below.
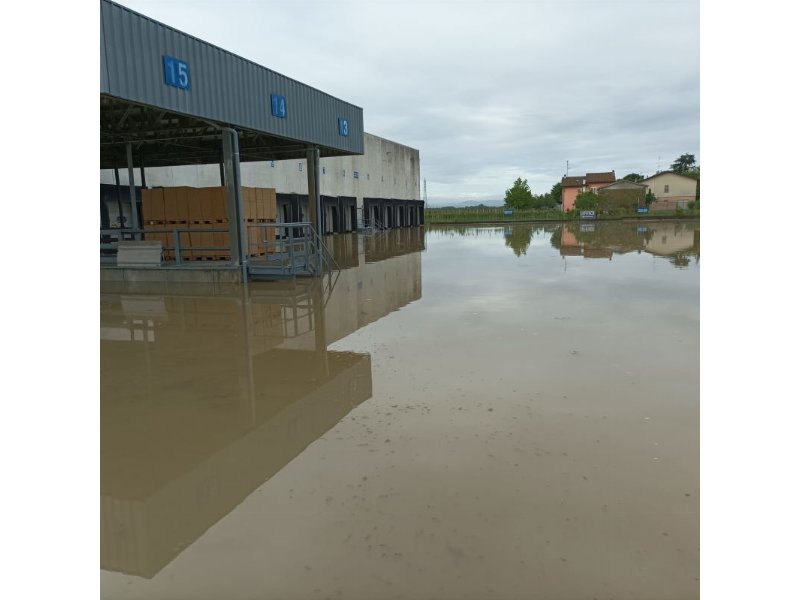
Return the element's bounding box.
[117,0,698,201]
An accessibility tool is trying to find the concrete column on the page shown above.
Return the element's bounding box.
[126,143,140,235]
[222,129,246,270]
[306,147,322,241]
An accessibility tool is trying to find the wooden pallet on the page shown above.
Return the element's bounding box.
[184,255,227,262]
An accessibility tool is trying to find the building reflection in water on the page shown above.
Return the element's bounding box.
[425,221,699,267]
[100,229,424,579]
[553,220,700,267]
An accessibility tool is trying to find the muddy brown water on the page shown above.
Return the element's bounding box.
[101,220,699,600]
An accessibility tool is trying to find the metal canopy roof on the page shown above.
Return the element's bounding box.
[100,0,364,169]
[100,96,343,169]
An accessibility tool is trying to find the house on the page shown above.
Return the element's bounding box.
[639,171,699,209]
[561,171,616,211]
[597,180,648,212]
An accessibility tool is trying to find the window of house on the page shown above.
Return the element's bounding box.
[270,161,275,168]
[664,184,669,193]
[322,167,326,175]
[298,162,303,172]
[354,171,359,179]
[342,169,346,177]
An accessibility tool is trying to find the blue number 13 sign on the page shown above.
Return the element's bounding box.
[163,55,191,90]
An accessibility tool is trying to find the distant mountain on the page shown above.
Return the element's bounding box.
[428,199,505,208]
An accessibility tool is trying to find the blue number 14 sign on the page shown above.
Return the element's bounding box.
[163,55,190,90]
[271,94,287,118]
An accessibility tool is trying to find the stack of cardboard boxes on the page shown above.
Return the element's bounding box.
[142,186,277,260]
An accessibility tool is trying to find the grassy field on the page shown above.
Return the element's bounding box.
[424,206,700,224]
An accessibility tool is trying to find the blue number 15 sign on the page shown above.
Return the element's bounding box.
[163,55,190,90]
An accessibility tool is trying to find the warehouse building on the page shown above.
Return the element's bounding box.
[100,0,422,281]
[101,132,422,234]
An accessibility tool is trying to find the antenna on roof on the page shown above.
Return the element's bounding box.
[566,160,569,176]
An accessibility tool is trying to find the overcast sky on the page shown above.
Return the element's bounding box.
[116,0,699,205]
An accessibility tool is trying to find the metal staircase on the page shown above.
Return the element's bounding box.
[247,222,340,288]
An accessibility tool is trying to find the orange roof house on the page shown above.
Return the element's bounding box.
[561,171,616,211]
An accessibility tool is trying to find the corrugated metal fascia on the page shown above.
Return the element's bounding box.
[104,1,363,113]
[101,0,363,154]
[100,6,110,93]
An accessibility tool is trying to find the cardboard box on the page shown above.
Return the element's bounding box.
[162,188,176,222]
[264,188,277,220]
[141,188,165,223]
[183,187,203,221]
[213,229,230,260]
[175,187,190,222]
[210,187,228,221]
[255,188,265,220]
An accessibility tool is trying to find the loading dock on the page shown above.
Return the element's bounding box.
[363,198,425,229]
[100,0,363,281]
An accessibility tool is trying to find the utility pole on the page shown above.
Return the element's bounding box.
[423,178,428,204]
[566,160,569,176]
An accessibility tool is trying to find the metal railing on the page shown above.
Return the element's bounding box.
[101,226,231,264]
[102,223,341,287]
[246,222,341,286]
[358,215,384,234]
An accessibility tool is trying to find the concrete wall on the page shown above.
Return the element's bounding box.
[562,187,580,211]
[643,222,698,256]
[597,182,647,211]
[101,132,420,212]
[641,172,698,203]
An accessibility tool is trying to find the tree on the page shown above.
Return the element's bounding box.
[549,182,563,205]
[645,190,656,206]
[670,154,697,174]
[574,191,598,211]
[622,173,644,182]
[532,193,553,209]
[504,177,534,209]
[504,225,534,257]
[682,167,700,200]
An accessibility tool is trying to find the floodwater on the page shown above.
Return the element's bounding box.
[101,220,700,600]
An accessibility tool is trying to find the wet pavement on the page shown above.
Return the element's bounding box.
[101,220,700,599]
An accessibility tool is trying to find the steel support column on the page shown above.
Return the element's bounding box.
[113,167,124,227]
[222,129,246,274]
[306,147,322,243]
[126,143,140,236]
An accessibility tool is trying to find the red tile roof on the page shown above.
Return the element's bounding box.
[561,171,615,187]
[562,176,584,187]
[585,171,615,184]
